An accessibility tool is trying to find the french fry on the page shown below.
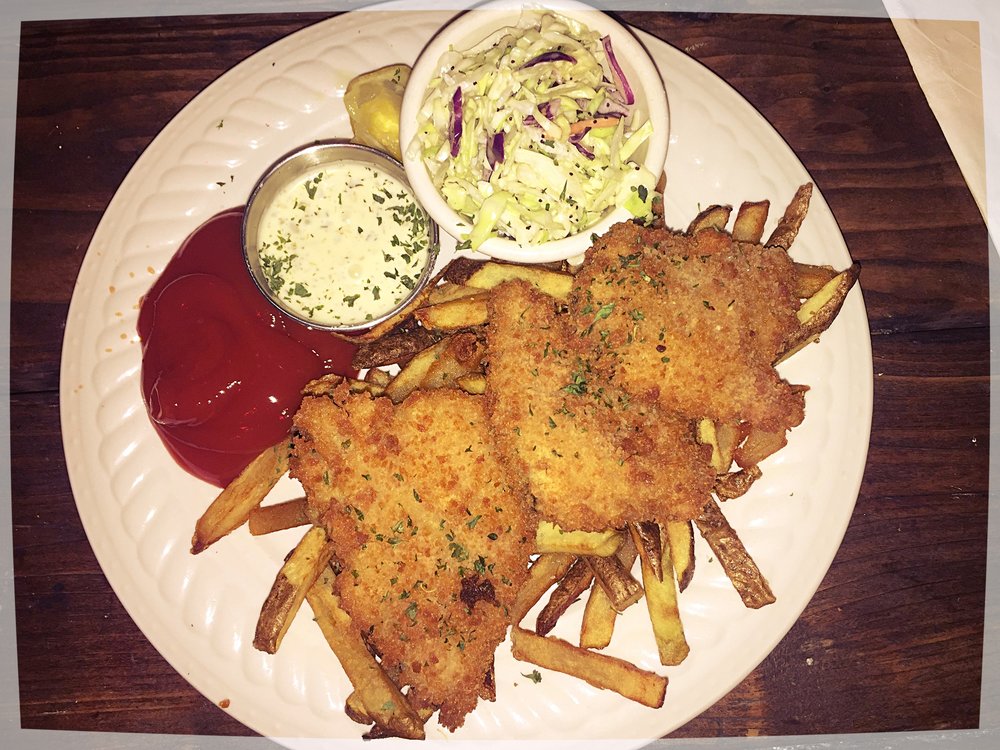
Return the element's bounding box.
[306,570,426,740]
[731,200,770,243]
[343,688,435,733]
[686,204,732,235]
[792,261,838,299]
[629,523,689,666]
[511,627,667,708]
[302,374,383,398]
[440,256,488,285]
[248,497,310,536]
[347,289,435,344]
[424,282,490,306]
[412,295,489,330]
[697,418,724,474]
[775,263,861,364]
[253,526,335,654]
[586,551,643,612]
[363,707,436,740]
[191,439,290,554]
[456,372,487,395]
[579,578,618,650]
[579,530,639,648]
[798,267,860,327]
[629,520,663,581]
[463,261,574,300]
[734,422,792,469]
[535,557,594,636]
[796,266,859,328]
[715,465,763,500]
[365,698,437,740]
[344,689,371,726]
[420,332,485,390]
[665,520,695,593]
[512,553,576,625]
[694,498,775,609]
[714,421,743,473]
[383,337,452,403]
[765,182,813,250]
[363,367,393,388]
[535,521,621,557]
[697,419,744,475]
[351,322,441,370]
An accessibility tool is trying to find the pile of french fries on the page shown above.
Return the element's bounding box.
[187,186,859,738]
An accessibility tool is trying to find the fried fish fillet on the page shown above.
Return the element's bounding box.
[290,381,535,730]
[570,221,806,438]
[484,280,715,531]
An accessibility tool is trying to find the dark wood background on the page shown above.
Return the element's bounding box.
[11,8,989,741]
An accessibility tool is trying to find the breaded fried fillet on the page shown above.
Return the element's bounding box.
[484,280,715,531]
[290,381,534,730]
[571,221,806,436]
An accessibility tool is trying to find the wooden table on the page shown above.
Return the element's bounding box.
[11,8,989,741]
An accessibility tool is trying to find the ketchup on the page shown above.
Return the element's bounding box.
[137,208,357,488]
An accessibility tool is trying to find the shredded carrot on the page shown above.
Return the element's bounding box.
[568,115,623,135]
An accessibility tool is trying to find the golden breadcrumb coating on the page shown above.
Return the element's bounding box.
[291,382,535,730]
[484,279,715,531]
[571,221,806,436]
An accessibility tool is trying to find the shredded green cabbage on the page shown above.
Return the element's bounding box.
[409,10,658,250]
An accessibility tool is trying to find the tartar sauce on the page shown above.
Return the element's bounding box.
[256,161,432,327]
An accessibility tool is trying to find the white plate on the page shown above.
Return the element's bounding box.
[59,5,873,747]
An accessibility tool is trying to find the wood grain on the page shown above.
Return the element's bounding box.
[11,9,988,740]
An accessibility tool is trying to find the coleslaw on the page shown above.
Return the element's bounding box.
[407,10,659,250]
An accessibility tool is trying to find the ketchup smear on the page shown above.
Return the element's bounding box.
[137,208,357,488]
